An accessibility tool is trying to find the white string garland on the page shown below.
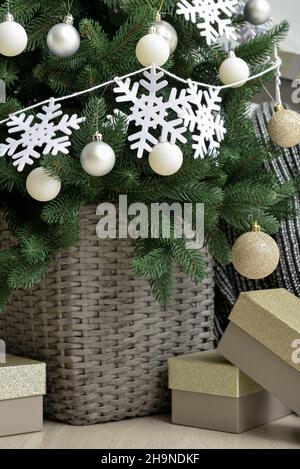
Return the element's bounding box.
[0,59,281,126]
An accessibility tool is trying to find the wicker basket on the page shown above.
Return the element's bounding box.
[0,205,215,425]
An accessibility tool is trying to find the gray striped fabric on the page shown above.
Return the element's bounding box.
[215,102,300,339]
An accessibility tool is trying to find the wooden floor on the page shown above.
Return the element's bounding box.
[0,414,299,449]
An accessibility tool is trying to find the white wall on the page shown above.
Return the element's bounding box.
[270,0,300,53]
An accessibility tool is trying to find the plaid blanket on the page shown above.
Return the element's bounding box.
[215,103,300,339]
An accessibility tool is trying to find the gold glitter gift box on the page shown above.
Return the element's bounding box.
[168,351,290,434]
[0,355,46,437]
[218,288,300,415]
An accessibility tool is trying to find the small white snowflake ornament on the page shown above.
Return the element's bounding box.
[181,83,226,158]
[0,98,85,172]
[176,0,239,46]
[114,68,187,159]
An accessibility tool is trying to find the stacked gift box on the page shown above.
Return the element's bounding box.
[0,354,46,437]
[169,288,300,433]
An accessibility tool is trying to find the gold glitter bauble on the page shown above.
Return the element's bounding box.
[232,224,280,280]
[267,105,300,148]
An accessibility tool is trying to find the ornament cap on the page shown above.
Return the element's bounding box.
[228,50,236,59]
[92,131,103,142]
[148,25,157,35]
[159,136,167,143]
[251,222,261,232]
[156,12,162,21]
[274,103,284,112]
[4,13,14,22]
[63,14,74,25]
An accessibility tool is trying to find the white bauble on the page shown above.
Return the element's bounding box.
[149,142,183,176]
[0,14,28,57]
[244,0,271,26]
[152,20,178,54]
[136,26,170,67]
[26,167,61,202]
[219,52,250,88]
[80,135,116,177]
[47,14,80,57]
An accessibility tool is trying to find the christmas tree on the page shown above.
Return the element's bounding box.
[0,0,295,308]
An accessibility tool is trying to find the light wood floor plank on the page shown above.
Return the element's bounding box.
[0,415,299,449]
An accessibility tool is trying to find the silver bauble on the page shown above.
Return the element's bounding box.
[80,133,116,177]
[47,14,80,57]
[151,20,178,54]
[244,0,271,25]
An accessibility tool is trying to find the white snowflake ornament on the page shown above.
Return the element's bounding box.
[176,0,239,46]
[0,99,85,172]
[113,67,226,160]
[114,68,187,159]
[181,83,226,159]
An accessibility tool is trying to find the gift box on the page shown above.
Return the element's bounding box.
[0,355,46,437]
[218,288,300,415]
[168,351,290,434]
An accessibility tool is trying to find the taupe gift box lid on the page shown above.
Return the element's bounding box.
[169,351,262,398]
[169,351,290,434]
[0,355,46,400]
[218,288,300,415]
[0,355,46,437]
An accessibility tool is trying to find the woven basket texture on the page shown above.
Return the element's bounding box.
[0,205,215,425]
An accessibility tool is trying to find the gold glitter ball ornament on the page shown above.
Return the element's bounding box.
[267,105,300,148]
[232,223,280,280]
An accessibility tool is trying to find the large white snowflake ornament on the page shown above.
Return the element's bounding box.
[113,68,226,160]
[176,0,239,46]
[181,83,226,158]
[0,99,85,172]
[114,68,188,159]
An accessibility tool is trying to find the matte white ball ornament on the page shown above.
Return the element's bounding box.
[47,14,80,57]
[26,167,61,202]
[0,13,28,57]
[80,132,116,177]
[149,141,183,176]
[136,26,170,67]
[152,17,178,54]
[219,51,250,88]
[244,0,271,26]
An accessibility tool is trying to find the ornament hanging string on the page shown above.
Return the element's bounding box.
[274,45,282,105]
[63,0,74,16]
[0,59,281,126]
[156,0,165,20]
[260,45,282,105]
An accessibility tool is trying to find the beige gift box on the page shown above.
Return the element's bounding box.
[168,351,290,434]
[218,288,300,415]
[0,355,46,437]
